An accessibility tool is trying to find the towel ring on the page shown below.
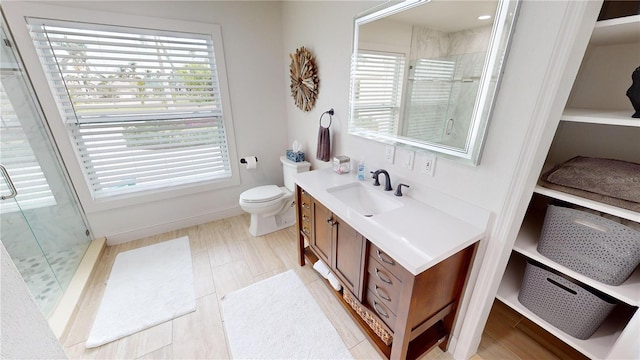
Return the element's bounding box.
[319,108,334,128]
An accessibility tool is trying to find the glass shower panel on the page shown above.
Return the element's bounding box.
[0,26,91,316]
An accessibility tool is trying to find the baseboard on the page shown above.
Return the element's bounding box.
[48,237,106,340]
[105,206,245,245]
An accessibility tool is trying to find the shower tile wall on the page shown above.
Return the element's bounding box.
[408,24,491,148]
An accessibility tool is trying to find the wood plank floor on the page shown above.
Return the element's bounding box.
[62,214,586,359]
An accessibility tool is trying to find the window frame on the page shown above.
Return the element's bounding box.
[3,3,240,212]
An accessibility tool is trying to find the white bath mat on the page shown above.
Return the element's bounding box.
[86,236,196,348]
[220,270,352,359]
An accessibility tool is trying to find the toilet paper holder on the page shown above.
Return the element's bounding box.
[240,156,258,164]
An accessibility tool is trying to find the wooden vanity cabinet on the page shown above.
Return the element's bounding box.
[310,198,332,265]
[310,194,367,299]
[295,185,478,360]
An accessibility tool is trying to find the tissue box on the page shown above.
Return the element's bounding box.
[286,150,305,162]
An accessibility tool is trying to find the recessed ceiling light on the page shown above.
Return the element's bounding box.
[478,15,492,20]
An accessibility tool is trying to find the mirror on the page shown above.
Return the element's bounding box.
[349,0,520,165]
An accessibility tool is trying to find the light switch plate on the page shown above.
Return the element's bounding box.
[403,150,414,170]
[421,153,436,176]
[384,145,395,164]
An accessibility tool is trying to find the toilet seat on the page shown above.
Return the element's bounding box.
[240,185,285,204]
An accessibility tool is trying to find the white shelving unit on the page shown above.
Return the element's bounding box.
[534,185,639,222]
[561,108,640,128]
[497,11,640,359]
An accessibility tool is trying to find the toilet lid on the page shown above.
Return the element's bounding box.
[240,185,284,203]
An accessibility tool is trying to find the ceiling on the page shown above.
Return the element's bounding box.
[388,0,498,33]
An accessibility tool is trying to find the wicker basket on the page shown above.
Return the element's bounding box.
[343,290,393,346]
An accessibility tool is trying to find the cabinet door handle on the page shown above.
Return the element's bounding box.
[374,285,392,302]
[375,268,393,285]
[326,217,336,226]
[376,249,395,266]
[373,300,389,318]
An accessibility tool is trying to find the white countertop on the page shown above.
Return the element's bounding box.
[294,169,487,275]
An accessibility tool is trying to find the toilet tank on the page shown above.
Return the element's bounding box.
[281,156,310,191]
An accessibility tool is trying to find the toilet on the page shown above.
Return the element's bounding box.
[239,156,311,236]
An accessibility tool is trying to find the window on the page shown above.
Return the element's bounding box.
[350,51,405,135]
[27,19,233,199]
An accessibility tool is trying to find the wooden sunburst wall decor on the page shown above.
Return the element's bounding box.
[289,47,319,112]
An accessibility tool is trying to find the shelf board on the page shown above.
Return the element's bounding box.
[561,108,640,127]
[514,212,640,306]
[497,254,630,360]
[591,15,640,45]
[534,185,640,222]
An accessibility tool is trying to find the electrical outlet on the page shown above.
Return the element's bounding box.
[384,145,395,164]
[421,153,436,176]
[403,150,414,170]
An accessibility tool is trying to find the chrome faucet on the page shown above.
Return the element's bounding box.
[371,169,392,191]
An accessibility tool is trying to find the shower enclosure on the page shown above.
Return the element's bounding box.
[0,24,92,317]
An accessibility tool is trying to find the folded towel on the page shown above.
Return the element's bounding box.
[313,260,342,291]
[316,126,330,162]
[326,273,342,292]
[545,156,640,203]
[313,260,330,278]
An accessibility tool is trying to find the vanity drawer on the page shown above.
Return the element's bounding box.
[366,289,397,331]
[367,257,401,315]
[369,243,409,282]
[299,190,312,236]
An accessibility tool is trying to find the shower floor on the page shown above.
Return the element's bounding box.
[13,246,87,316]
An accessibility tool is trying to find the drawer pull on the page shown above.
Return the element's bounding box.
[373,300,389,318]
[375,268,393,285]
[302,214,309,222]
[374,285,391,302]
[376,249,395,266]
[302,225,309,234]
[326,217,337,226]
[302,202,310,209]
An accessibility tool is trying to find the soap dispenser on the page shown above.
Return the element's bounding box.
[357,160,365,180]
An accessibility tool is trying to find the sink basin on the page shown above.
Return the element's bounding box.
[327,182,403,217]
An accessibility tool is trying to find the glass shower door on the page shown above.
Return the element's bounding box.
[0,26,91,317]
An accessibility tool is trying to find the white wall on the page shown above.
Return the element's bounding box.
[2,1,289,244]
[281,0,596,357]
[1,242,67,359]
[282,0,552,223]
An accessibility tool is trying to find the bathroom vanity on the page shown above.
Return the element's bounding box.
[294,169,488,360]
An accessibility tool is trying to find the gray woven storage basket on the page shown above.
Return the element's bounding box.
[518,260,617,339]
[537,205,640,285]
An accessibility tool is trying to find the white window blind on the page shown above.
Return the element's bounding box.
[1,79,56,213]
[351,51,405,135]
[27,19,232,198]
[404,58,455,142]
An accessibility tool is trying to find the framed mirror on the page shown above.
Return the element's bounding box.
[348,0,520,165]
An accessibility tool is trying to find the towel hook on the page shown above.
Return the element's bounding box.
[319,108,334,128]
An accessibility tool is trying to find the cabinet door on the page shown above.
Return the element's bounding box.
[311,199,332,265]
[334,218,365,298]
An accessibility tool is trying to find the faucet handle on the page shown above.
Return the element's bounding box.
[370,171,380,186]
[394,183,410,197]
